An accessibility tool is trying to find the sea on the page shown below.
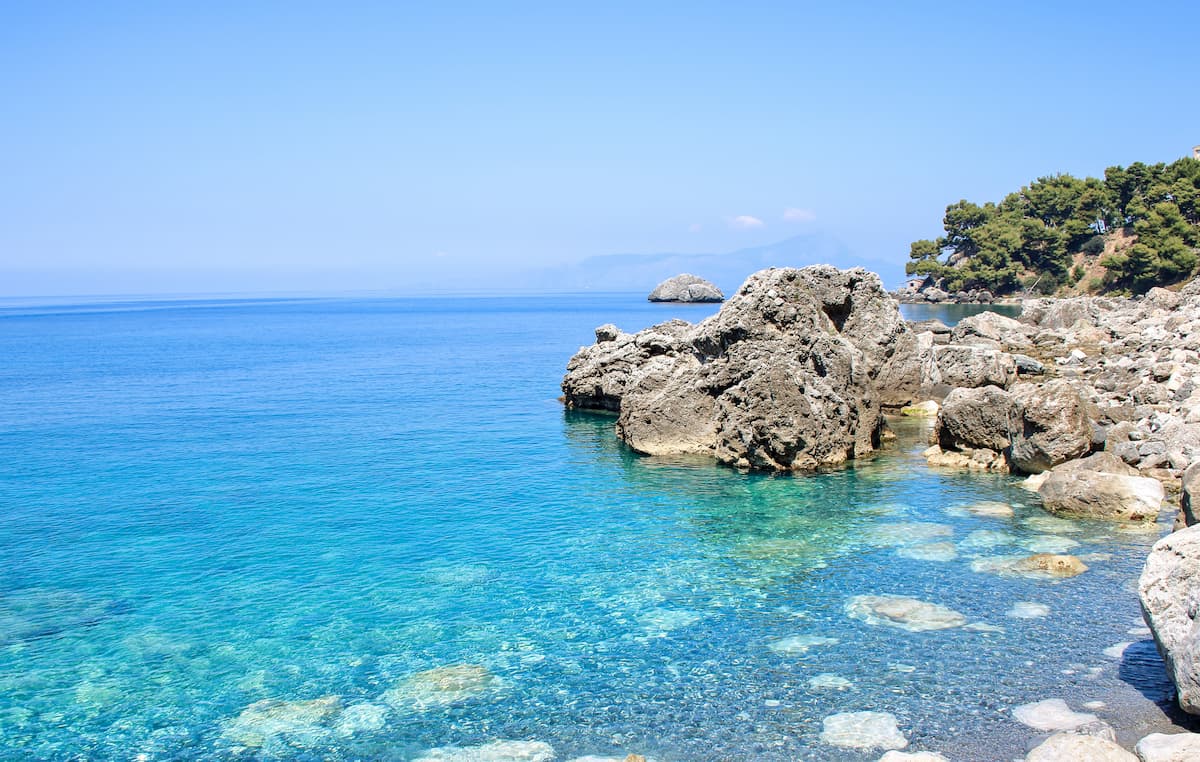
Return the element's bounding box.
[0,294,1178,761]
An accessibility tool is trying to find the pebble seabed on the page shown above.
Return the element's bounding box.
[2,415,1192,761]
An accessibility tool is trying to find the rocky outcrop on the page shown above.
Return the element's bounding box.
[566,267,897,470]
[647,273,724,303]
[1140,524,1200,716]
[1182,462,1200,527]
[564,266,1034,470]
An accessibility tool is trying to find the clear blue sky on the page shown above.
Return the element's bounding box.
[2,1,1197,295]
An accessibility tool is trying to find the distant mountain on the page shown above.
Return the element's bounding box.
[530,233,900,294]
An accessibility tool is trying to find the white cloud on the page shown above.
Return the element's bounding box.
[731,215,765,229]
[783,207,817,223]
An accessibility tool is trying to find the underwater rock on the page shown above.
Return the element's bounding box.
[960,529,1017,549]
[1012,698,1097,731]
[878,752,949,762]
[382,664,502,710]
[1025,732,1136,761]
[412,740,556,762]
[1104,642,1133,659]
[767,634,839,655]
[845,595,967,632]
[972,553,1090,579]
[897,542,958,562]
[807,673,853,690]
[333,702,388,736]
[962,500,1015,518]
[1134,731,1200,762]
[1020,535,1082,554]
[820,710,908,751]
[866,522,954,547]
[0,587,125,646]
[222,695,343,749]
[1007,601,1051,619]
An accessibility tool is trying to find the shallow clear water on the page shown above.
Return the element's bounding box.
[0,296,1172,761]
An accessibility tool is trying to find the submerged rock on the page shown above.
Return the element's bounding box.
[767,634,839,655]
[807,673,853,690]
[878,753,948,762]
[897,542,958,562]
[1139,525,1200,715]
[971,553,1088,579]
[845,594,967,631]
[1024,732,1136,761]
[1012,698,1098,731]
[412,740,556,762]
[1007,601,1051,618]
[866,522,954,547]
[382,664,502,710]
[222,696,343,749]
[820,710,908,751]
[647,273,724,303]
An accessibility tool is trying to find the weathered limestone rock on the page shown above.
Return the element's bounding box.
[934,386,1019,453]
[1025,732,1136,762]
[565,267,895,471]
[1038,469,1164,522]
[1139,525,1200,715]
[1134,731,1200,761]
[951,311,1034,348]
[1010,380,1094,473]
[647,273,724,303]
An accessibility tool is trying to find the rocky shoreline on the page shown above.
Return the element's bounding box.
[562,265,1200,760]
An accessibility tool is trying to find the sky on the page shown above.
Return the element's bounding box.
[1,1,1197,296]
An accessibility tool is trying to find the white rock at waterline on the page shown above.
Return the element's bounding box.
[413,740,556,762]
[897,542,958,562]
[1134,731,1200,761]
[820,711,907,751]
[846,595,967,632]
[807,673,853,690]
[1012,698,1097,731]
[767,634,839,655]
[1007,601,1051,618]
[1025,732,1136,761]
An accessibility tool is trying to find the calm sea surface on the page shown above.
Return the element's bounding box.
[0,295,1172,760]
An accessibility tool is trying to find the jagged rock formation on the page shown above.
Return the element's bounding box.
[564,266,1022,471]
[647,274,724,303]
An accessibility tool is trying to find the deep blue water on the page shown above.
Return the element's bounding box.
[0,296,1172,761]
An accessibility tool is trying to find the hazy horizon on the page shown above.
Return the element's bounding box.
[3,2,1197,298]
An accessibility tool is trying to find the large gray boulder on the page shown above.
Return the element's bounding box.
[1139,524,1200,715]
[1037,469,1164,522]
[934,386,1019,453]
[564,266,891,471]
[647,274,724,303]
[950,311,1034,349]
[1009,380,1094,473]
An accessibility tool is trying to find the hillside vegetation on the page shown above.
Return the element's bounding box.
[907,157,1200,295]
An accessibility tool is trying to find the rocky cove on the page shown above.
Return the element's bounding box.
[562,265,1200,759]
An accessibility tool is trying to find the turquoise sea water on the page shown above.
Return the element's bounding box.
[0,296,1174,761]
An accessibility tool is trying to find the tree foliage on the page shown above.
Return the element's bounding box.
[906,158,1200,294]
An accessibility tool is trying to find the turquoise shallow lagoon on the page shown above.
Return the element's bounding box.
[0,296,1176,760]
